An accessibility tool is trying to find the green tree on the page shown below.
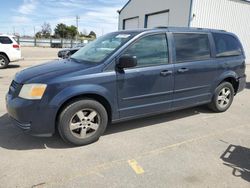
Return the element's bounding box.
[88,31,96,38]
[54,23,78,39]
[67,25,78,39]
[35,31,42,38]
[54,23,68,38]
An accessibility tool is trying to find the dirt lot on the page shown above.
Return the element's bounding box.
[0,47,250,188]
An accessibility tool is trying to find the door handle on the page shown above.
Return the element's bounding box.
[177,68,189,73]
[160,70,173,76]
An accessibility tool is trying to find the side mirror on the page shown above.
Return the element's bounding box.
[117,55,137,69]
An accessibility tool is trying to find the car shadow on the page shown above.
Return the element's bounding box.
[220,144,250,182]
[0,106,212,150]
[105,106,212,135]
[7,64,20,69]
[245,82,250,89]
[0,113,69,150]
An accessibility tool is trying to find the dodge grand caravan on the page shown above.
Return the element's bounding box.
[6,27,246,146]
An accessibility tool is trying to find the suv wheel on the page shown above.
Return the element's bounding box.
[58,99,108,146]
[0,54,9,69]
[208,82,234,112]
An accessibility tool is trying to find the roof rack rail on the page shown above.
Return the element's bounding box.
[194,27,226,32]
[154,26,168,29]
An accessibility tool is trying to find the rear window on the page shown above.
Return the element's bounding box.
[173,33,211,63]
[212,33,242,57]
[0,36,13,44]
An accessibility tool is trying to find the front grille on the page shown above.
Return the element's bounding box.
[9,80,22,96]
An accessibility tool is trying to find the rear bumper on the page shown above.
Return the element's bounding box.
[9,50,22,62]
[237,74,246,93]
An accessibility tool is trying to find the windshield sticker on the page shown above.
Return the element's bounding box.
[116,34,131,39]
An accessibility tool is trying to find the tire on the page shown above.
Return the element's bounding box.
[0,54,9,69]
[208,82,234,112]
[58,99,108,146]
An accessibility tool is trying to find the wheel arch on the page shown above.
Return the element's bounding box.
[220,77,239,94]
[215,71,239,94]
[0,52,10,62]
[55,93,113,130]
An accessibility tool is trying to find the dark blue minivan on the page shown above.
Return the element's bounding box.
[6,27,246,145]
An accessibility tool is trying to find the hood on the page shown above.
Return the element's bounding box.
[15,59,96,84]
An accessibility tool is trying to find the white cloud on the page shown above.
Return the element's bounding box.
[12,16,31,24]
[18,0,37,15]
[7,0,126,36]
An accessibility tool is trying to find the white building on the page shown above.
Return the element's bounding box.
[118,0,250,63]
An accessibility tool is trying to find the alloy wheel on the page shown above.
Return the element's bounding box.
[69,108,100,139]
[217,87,231,109]
[0,57,5,67]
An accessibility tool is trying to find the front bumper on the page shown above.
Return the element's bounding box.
[6,93,57,137]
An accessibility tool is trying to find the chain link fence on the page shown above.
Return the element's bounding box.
[17,37,93,48]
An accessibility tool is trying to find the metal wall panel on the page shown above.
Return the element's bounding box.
[191,0,250,63]
[147,12,169,28]
[119,0,191,30]
[124,17,139,29]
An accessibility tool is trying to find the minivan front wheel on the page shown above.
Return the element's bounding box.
[208,82,234,112]
[58,99,108,146]
[0,54,9,69]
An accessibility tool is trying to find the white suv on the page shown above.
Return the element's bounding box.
[0,35,22,69]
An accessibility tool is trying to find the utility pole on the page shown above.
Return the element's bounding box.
[13,26,15,35]
[33,26,36,37]
[22,28,25,37]
[76,15,80,41]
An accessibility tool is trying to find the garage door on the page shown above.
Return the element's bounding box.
[146,11,169,28]
[124,17,139,30]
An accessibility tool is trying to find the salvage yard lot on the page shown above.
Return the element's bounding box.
[0,47,250,187]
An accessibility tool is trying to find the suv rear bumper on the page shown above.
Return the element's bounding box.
[9,49,22,62]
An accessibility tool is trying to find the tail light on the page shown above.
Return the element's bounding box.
[13,44,20,49]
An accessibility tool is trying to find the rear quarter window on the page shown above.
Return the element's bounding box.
[212,33,242,57]
[0,36,13,44]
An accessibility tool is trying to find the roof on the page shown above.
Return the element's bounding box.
[0,34,15,37]
[118,0,131,14]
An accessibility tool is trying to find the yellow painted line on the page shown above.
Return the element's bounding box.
[128,159,145,174]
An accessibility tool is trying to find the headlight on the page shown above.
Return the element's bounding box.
[19,84,47,100]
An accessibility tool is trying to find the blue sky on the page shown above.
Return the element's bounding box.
[0,0,128,37]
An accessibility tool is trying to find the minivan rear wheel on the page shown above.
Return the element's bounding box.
[58,99,108,146]
[0,54,9,69]
[208,82,234,112]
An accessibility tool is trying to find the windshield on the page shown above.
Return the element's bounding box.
[71,32,137,63]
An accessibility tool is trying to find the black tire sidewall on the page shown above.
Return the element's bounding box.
[213,82,234,112]
[58,99,108,146]
[0,54,9,69]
